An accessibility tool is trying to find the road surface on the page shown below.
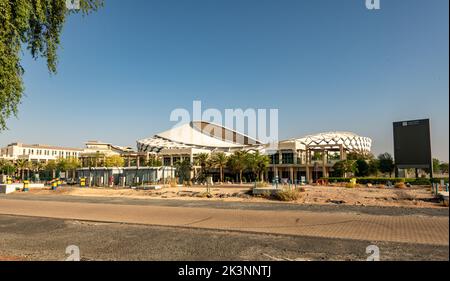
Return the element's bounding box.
[0,195,448,260]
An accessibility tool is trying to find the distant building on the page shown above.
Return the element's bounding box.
[137,122,372,183]
[0,142,83,163]
[78,140,137,167]
[267,132,372,183]
[82,140,134,156]
[137,121,262,166]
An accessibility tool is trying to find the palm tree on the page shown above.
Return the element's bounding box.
[255,152,270,182]
[174,158,192,184]
[15,159,30,180]
[210,152,228,183]
[45,160,58,179]
[57,158,69,178]
[228,151,248,184]
[246,151,270,182]
[31,161,45,181]
[195,153,210,182]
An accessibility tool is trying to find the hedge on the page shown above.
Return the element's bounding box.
[323,177,449,185]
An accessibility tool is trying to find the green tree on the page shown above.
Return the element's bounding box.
[347,152,373,161]
[245,151,270,182]
[66,157,80,178]
[255,152,270,182]
[368,159,380,176]
[332,160,358,178]
[439,162,449,174]
[0,0,102,130]
[432,158,441,174]
[210,152,228,183]
[15,159,30,180]
[227,151,248,184]
[355,159,369,177]
[377,153,395,177]
[194,153,210,182]
[105,155,125,167]
[174,158,192,184]
[0,159,15,175]
[146,155,162,167]
[45,160,58,179]
[30,161,45,180]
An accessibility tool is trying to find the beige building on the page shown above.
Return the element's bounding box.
[0,142,83,163]
[266,132,372,183]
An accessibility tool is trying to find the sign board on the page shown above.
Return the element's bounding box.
[393,119,432,170]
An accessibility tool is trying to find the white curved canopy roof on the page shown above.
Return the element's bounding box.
[137,122,259,152]
[292,131,372,153]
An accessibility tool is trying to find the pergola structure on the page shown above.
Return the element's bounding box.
[268,132,372,183]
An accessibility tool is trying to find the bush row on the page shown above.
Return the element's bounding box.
[323,177,449,185]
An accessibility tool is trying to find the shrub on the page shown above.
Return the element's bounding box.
[260,191,272,199]
[256,181,270,188]
[169,179,177,187]
[395,190,416,200]
[274,189,303,201]
[394,182,406,189]
[323,177,449,186]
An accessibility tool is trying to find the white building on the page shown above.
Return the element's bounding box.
[0,142,83,163]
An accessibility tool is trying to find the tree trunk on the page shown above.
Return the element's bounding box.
[220,167,223,183]
[239,170,243,184]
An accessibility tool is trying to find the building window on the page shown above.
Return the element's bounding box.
[270,153,279,165]
[282,153,294,164]
[163,157,171,166]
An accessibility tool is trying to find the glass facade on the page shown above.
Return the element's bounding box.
[281,152,294,164]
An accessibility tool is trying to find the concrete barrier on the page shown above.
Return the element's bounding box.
[0,184,22,194]
[0,183,45,194]
[253,187,280,196]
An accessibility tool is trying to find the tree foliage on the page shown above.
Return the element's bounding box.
[355,159,369,177]
[173,158,192,184]
[210,152,228,182]
[0,0,103,130]
[332,159,358,177]
[104,155,124,167]
[377,153,395,176]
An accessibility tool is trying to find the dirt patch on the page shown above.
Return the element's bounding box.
[15,184,445,209]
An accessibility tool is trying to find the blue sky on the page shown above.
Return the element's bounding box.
[0,0,448,160]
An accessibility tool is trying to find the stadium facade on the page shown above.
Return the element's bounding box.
[137,121,372,183]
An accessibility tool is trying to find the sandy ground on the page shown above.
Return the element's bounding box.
[16,183,446,209]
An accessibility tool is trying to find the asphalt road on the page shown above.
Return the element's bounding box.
[0,194,448,261]
[0,215,448,261]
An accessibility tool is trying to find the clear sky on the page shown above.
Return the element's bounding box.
[0,0,448,161]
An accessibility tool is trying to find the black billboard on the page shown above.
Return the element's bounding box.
[393,119,432,169]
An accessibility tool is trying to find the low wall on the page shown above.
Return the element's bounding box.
[0,184,22,194]
[0,183,45,194]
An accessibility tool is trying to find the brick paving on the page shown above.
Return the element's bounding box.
[0,199,448,245]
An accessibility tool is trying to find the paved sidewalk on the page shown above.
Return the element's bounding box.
[0,199,448,245]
